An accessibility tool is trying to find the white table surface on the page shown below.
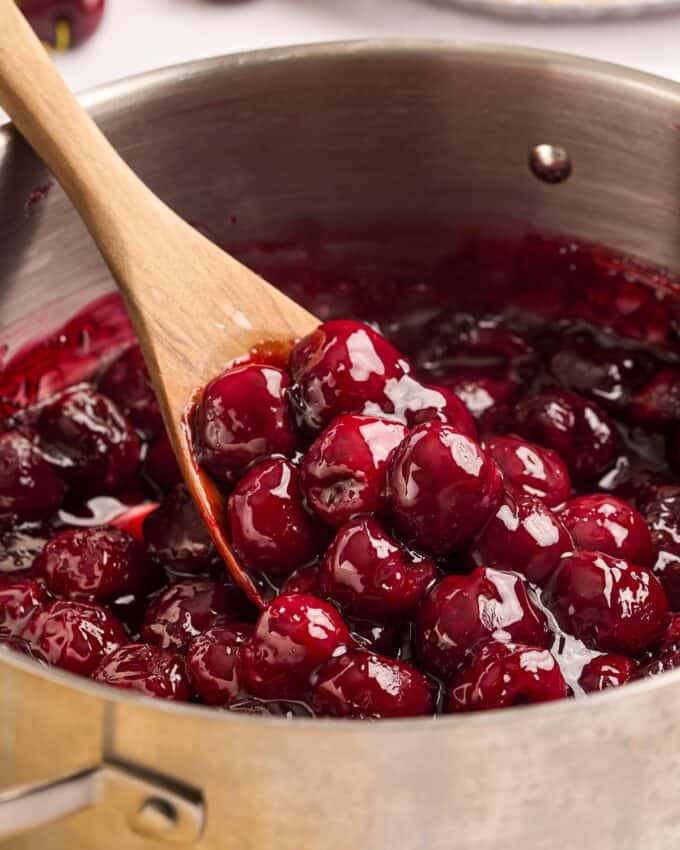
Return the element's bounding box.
[54,0,680,93]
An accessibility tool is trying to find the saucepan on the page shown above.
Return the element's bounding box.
[2,42,680,850]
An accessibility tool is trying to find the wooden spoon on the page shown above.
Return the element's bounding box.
[0,1,319,607]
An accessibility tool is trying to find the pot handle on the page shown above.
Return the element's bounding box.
[0,759,205,844]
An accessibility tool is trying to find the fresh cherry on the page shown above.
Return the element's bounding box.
[414,567,551,680]
[241,593,351,700]
[388,421,504,555]
[35,526,149,602]
[311,649,435,718]
[195,364,298,484]
[545,551,669,654]
[228,458,328,577]
[186,623,254,706]
[92,643,191,701]
[559,494,654,568]
[446,641,568,712]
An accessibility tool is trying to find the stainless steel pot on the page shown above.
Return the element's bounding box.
[2,42,680,850]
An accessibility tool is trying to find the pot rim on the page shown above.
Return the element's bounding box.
[3,39,680,729]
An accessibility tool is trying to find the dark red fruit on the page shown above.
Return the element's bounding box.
[144,432,182,491]
[186,623,254,706]
[92,644,191,701]
[37,385,140,496]
[241,593,351,700]
[311,649,435,718]
[195,364,297,484]
[475,493,572,586]
[0,430,64,522]
[35,526,148,601]
[414,567,551,680]
[436,376,516,422]
[20,0,106,49]
[144,485,215,573]
[545,551,669,654]
[484,435,571,508]
[21,600,126,675]
[642,491,680,610]
[227,458,327,577]
[513,390,620,484]
[289,320,410,431]
[446,641,568,712]
[98,345,162,436]
[0,580,48,635]
[388,422,504,555]
[319,517,436,621]
[301,414,408,528]
[579,653,636,692]
[140,579,250,650]
[630,368,680,428]
[393,379,477,436]
[559,494,654,568]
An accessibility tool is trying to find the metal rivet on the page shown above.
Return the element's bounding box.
[528,144,572,184]
[130,797,178,839]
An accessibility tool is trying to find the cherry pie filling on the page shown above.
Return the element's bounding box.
[2,231,680,719]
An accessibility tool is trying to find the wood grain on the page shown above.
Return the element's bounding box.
[0,0,319,606]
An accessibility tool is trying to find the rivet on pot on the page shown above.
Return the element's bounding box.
[130,797,178,839]
[528,144,572,184]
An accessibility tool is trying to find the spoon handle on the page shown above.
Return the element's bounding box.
[0,0,155,264]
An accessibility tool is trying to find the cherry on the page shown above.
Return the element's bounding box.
[240,593,351,700]
[20,600,126,675]
[437,376,516,422]
[289,320,410,431]
[641,491,680,610]
[311,649,435,718]
[144,485,216,573]
[20,0,105,49]
[446,641,568,712]
[388,422,504,555]
[92,644,191,701]
[227,458,328,577]
[301,414,408,527]
[414,567,551,680]
[98,345,162,436]
[484,435,571,508]
[513,390,620,484]
[186,623,254,706]
[37,385,140,496]
[281,563,321,595]
[35,526,149,602]
[144,432,182,492]
[559,494,654,568]
[545,551,669,654]
[195,364,298,484]
[383,377,477,436]
[0,580,48,635]
[629,368,680,428]
[319,517,436,621]
[141,579,251,650]
[579,653,636,692]
[474,493,572,586]
[0,430,64,522]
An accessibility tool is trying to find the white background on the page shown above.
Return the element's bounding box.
[54,0,680,91]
